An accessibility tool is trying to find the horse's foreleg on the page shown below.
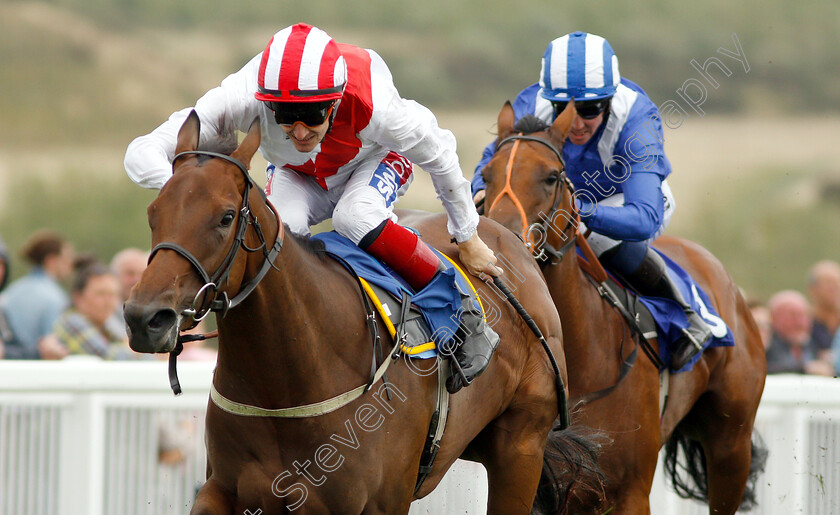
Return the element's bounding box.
[191,478,234,515]
[702,431,754,515]
[476,407,551,515]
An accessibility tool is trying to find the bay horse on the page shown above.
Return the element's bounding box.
[123,111,602,514]
[480,101,768,514]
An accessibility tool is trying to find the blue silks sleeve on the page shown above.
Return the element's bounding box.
[471,141,496,195]
[581,172,665,241]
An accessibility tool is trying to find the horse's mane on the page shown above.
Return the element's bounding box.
[513,115,550,135]
[289,229,328,257]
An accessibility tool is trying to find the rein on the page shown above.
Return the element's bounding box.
[490,134,569,259]
[148,150,284,395]
[153,151,397,415]
[492,276,571,429]
[488,131,661,405]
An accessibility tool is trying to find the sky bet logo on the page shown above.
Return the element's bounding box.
[369,161,401,207]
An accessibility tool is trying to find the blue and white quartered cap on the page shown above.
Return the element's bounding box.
[539,31,620,102]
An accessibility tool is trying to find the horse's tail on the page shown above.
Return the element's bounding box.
[664,427,769,511]
[531,420,608,515]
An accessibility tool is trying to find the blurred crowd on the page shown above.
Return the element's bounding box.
[747,260,840,377]
[1,228,838,378]
[0,230,213,466]
[0,229,216,363]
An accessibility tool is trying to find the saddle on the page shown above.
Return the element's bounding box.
[312,231,495,492]
[360,279,436,357]
[543,232,732,413]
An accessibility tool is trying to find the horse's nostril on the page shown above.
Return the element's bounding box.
[148,309,177,330]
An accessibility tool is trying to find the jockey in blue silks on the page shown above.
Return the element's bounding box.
[471,31,712,370]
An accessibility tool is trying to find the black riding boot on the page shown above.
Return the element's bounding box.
[622,247,712,370]
[444,291,500,394]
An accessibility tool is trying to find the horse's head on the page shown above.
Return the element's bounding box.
[124,111,281,353]
[482,101,577,259]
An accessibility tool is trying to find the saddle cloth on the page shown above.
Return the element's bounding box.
[312,231,482,358]
[589,247,735,373]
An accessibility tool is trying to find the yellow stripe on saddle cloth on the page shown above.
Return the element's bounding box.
[358,253,485,357]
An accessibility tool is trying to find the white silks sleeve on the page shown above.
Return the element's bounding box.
[124,55,262,190]
[359,51,479,243]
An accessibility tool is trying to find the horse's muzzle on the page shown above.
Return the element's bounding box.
[123,302,180,353]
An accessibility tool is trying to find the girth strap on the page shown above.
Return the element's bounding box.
[414,359,451,494]
[570,276,665,407]
[209,254,391,418]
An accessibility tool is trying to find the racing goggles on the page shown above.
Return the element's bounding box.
[266,100,336,127]
[552,99,609,120]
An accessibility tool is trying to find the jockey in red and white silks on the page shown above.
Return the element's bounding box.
[124,23,500,392]
[126,29,474,246]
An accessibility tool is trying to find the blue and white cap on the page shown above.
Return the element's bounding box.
[539,32,620,102]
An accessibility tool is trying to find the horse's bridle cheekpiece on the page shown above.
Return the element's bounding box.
[148,150,284,394]
[491,133,577,263]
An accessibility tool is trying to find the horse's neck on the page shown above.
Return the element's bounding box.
[544,241,614,341]
[214,234,370,406]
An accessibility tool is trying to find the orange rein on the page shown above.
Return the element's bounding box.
[487,138,541,255]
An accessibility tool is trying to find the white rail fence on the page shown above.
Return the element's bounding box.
[0,361,837,514]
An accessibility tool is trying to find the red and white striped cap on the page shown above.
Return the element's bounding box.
[255,23,347,103]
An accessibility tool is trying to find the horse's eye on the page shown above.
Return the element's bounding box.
[545,173,559,186]
[220,211,236,227]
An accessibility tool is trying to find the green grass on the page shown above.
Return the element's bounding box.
[0,172,157,279]
[678,167,840,300]
[2,0,838,299]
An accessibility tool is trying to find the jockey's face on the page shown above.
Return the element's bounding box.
[568,112,604,146]
[281,119,330,153]
[268,100,335,153]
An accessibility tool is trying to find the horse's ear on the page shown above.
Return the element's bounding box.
[231,117,262,170]
[496,101,516,143]
[175,110,200,156]
[549,98,576,146]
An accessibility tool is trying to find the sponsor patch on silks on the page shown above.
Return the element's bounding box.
[265,164,276,196]
[367,152,412,208]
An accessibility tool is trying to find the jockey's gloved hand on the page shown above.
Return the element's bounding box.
[576,197,595,220]
[457,232,503,278]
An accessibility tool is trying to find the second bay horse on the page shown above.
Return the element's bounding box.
[481,101,767,514]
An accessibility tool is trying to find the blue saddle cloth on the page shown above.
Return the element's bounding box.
[578,247,734,372]
[635,249,734,372]
[313,231,471,356]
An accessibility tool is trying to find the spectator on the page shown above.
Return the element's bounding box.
[751,304,772,350]
[110,247,148,307]
[765,290,832,376]
[832,329,840,376]
[745,295,772,349]
[0,230,73,359]
[807,260,840,362]
[53,262,139,360]
[0,235,9,358]
[108,247,149,336]
[0,235,9,292]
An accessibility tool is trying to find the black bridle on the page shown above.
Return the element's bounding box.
[148,151,284,328]
[494,134,578,264]
[496,133,664,402]
[148,150,284,395]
